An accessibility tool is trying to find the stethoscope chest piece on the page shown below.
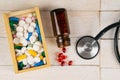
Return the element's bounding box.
[76,36,100,59]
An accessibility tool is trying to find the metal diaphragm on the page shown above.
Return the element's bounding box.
[76,36,100,59]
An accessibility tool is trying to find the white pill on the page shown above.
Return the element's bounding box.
[13,38,20,44]
[33,31,38,37]
[38,48,44,54]
[34,41,42,46]
[30,22,36,28]
[27,44,33,50]
[43,58,46,64]
[28,13,33,17]
[23,64,30,69]
[30,35,36,43]
[16,26,23,32]
[27,56,34,65]
[25,51,31,56]
[19,20,26,26]
[26,17,32,23]
[15,49,21,53]
[20,37,26,43]
[21,47,27,53]
[28,26,34,32]
[22,59,28,65]
[36,53,41,57]
[23,23,29,30]
[33,44,40,51]
[16,52,22,56]
[22,41,28,46]
[16,32,23,38]
[34,57,40,63]
[24,32,28,39]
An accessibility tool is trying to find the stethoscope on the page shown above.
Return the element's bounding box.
[76,21,120,63]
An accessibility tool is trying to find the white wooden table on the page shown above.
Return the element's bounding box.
[0,0,120,80]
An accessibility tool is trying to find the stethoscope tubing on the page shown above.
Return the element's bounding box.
[114,25,120,63]
[95,22,120,40]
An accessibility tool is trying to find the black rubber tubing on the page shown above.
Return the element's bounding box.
[114,25,120,63]
[95,22,120,40]
[94,21,120,64]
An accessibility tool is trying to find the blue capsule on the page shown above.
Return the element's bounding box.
[34,60,44,67]
[26,32,32,41]
[35,25,42,42]
[9,17,19,22]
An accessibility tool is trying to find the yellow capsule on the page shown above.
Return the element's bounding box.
[16,54,27,61]
[28,50,37,57]
[39,55,44,60]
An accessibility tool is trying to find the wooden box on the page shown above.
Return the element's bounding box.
[3,7,50,73]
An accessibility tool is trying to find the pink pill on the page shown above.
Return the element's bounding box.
[13,34,17,38]
[31,17,36,21]
[21,17,26,21]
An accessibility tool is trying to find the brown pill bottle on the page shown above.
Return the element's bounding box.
[50,8,70,48]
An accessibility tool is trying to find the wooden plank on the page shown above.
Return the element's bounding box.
[101,68,120,80]
[100,12,120,39]
[100,40,120,68]
[0,11,100,38]
[0,66,99,80]
[101,0,120,10]
[0,38,100,66]
[0,0,100,11]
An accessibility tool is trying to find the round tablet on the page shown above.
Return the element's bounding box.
[33,31,38,37]
[34,57,40,63]
[43,58,46,64]
[30,35,36,43]
[26,17,32,23]
[23,23,29,30]
[22,40,28,46]
[31,17,36,21]
[25,51,31,56]
[30,22,36,28]
[21,16,26,21]
[13,38,20,44]
[21,47,27,53]
[34,41,42,46]
[20,37,26,43]
[16,52,22,56]
[16,32,23,38]
[19,20,26,26]
[22,59,28,65]
[28,26,34,32]
[16,26,23,32]
[24,32,28,39]
[15,49,21,53]
[38,48,44,54]
[27,56,34,65]
[33,44,40,51]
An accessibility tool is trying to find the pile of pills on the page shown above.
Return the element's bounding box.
[56,47,73,66]
[9,13,47,70]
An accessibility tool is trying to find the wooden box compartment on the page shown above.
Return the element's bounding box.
[3,7,50,73]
